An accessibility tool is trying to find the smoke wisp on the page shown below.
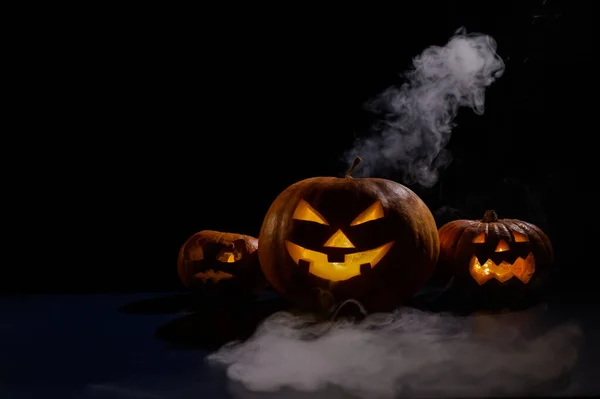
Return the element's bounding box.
[208,307,581,399]
[345,27,505,187]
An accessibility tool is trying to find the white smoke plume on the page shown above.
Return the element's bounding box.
[345,27,505,187]
[208,306,582,399]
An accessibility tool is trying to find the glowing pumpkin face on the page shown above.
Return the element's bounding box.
[285,199,395,281]
[258,160,440,313]
[469,230,535,285]
[177,231,266,295]
[435,210,554,310]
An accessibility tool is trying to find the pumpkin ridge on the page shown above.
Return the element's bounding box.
[258,173,439,313]
[436,213,554,310]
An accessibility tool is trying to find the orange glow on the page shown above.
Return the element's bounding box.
[292,199,329,225]
[495,239,510,252]
[216,248,242,263]
[323,229,355,248]
[473,232,486,243]
[513,231,529,242]
[285,240,394,281]
[350,201,385,226]
[469,253,535,285]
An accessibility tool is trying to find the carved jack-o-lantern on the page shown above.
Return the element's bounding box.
[437,210,554,308]
[258,157,440,313]
[177,230,266,295]
[468,231,534,285]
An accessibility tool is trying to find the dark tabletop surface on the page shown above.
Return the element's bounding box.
[1,290,598,399]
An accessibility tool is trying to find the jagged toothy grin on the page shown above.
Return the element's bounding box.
[285,240,395,281]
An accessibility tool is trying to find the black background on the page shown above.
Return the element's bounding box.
[7,1,596,301]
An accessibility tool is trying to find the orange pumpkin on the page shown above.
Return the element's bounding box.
[437,210,554,308]
[258,157,440,313]
[177,230,266,296]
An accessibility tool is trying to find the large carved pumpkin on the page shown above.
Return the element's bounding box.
[258,158,440,313]
[437,210,554,309]
[177,230,266,296]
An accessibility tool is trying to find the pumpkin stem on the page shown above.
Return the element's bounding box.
[482,210,499,223]
[345,156,362,178]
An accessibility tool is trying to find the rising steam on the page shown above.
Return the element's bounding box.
[205,26,581,399]
[345,27,505,187]
[209,307,582,398]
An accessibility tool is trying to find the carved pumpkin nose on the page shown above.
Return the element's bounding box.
[495,239,510,252]
[323,229,355,248]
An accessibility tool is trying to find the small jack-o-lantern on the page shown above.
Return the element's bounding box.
[177,230,266,296]
[258,157,440,313]
[437,210,554,309]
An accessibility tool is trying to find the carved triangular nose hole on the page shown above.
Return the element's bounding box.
[323,229,355,248]
[495,239,510,252]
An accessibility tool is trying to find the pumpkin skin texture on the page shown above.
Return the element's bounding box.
[177,231,266,296]
[437,210,554,310]
[258,172,440,313]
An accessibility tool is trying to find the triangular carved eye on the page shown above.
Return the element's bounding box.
[350,201,384,226]
[472,232,486,243]
[216,247,242,263]
[513,231,529,242]
[292,199,329,225]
